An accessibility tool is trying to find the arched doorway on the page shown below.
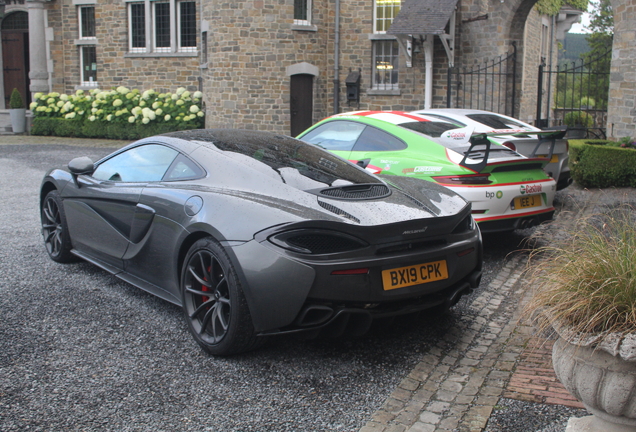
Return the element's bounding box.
[2,11,30,108]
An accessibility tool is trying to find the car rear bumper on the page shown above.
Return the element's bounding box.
[228,225,482,334]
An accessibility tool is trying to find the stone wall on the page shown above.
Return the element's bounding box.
[607,0,636,139]
[47,0,201,95]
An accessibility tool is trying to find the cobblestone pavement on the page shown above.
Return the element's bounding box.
[360,186,636,432]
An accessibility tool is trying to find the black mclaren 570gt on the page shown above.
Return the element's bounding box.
[40,129,482,355]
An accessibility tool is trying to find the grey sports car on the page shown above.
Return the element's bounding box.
[40,129,482,355]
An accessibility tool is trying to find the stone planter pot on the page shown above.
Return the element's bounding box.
[9,108,26,133]
[552,333,636,432]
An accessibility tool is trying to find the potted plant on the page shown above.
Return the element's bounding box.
[526,204,636,432]
[9,88,27,133]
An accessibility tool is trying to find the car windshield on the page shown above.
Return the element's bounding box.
[174,129,384,189]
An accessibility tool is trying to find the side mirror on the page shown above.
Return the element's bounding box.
[68,157,95,175]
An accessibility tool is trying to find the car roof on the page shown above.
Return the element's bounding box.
[330,110,443,126]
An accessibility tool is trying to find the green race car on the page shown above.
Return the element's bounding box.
[298,111,558,232]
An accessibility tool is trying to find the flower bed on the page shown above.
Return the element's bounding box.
[30,87,204,140]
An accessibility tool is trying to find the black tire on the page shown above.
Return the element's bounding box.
[180,238,263,355]
[41,190,77,263]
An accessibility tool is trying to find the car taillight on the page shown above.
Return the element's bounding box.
[269,229,368,254]
[501,141,516,151]
[432,174,493,185]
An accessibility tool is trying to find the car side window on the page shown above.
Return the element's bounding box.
[164,153,205,181]
[299,121,366,151]
[351,126,407,152]
[92,144,179,182]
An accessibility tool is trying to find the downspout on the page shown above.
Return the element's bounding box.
[333,0,340,115]
[423,35,434,109]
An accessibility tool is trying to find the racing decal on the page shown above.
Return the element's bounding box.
[485,190,504,199]
[402,166,443,174]
[346,111,430,124]
[521,184,543,195]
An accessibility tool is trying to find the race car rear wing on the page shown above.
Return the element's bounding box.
[439,126,568,173]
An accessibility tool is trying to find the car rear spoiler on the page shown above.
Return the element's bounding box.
[440,126,567,173]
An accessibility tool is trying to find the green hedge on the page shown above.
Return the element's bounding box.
[31,117,198,140]
[569,140,636,188]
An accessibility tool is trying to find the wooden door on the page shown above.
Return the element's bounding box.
[2,12,30,108]
[290,74,313,137]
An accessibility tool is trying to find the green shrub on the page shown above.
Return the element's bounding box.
[9,88,24,109]
[569,140,636,187]
[563,111,594,127]
[29,87,204,139]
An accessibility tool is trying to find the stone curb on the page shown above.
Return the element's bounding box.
[360,187,632,432]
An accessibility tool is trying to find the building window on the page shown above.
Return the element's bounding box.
[372,40,399,90]
[128,0,196,54]
[374,0,401,34]
[80,46,98,86]
[79,6,96,39]
[294,0,311,26]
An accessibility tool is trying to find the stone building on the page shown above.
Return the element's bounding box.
[0,0,595,136]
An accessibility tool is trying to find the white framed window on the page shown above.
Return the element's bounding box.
[80,45,98,87]
[294,0,312,26]
[374,0,401,34]
[78,5,96,39]
[127,0,196,54]
[372,40,399,90]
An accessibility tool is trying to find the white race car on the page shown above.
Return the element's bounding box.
[411,109,572,190]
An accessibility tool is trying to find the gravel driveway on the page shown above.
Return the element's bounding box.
[0,143,534,432]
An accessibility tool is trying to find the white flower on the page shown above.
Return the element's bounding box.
[116,86,130,94]
[176,87,186,95]
[128,116,136,123]
[164,114,171,121]
[171,93,179,100]
[155,108,163,116]
[60,94,69,101]
[193,91,203,99]
[34,92,43,100]
[29,102,38,110]
[89,115,97,122]
[152,102,161,109]
[106,114,113,121]
[189,105,200,114]
[176,100,184,106]
[65,112,76,119]
[182,90,191,98]
[113,99,123,107]
[142,117,150,124]
[197,111,204,117]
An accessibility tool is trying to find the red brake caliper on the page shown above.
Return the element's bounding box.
[201,266,211,303]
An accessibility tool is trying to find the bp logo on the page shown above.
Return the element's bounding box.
[496,191,503,199]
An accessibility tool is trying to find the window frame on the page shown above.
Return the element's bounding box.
[293,0,312,26]
[371,39,399,91]
[126,0,197,56]
[373,0,401,34]
[79,45,98,87]
[78,5,96,40]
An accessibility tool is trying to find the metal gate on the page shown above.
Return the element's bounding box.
[536,48,611,138]
[447,43,518,118]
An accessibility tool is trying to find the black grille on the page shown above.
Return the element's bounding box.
[286,234,364,254]
[318,201,360,223]
[491,163,544,173]
[376,239,446,255]
[320,184,390,200]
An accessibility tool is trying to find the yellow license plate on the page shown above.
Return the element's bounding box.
[537,154,559,163]
[382,260,448,291]
[513,194,542,210]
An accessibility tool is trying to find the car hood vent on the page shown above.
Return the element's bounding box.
[319,184,391,200]
[317,200,361,223]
